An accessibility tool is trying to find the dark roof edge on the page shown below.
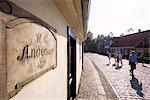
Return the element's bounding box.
[113,30,150,38]
[134,33,149,47]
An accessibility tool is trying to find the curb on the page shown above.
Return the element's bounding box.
[91,61,120,100]
[77,56,107,100]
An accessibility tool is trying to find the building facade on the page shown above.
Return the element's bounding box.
[110,30,150,63]
[0,0,90,100]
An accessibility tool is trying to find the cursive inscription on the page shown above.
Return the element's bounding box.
[17,45,53,60]
[17,33,53,61]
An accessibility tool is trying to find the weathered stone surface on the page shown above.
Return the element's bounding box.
[0,20,6,64]
[6,18,57,93]
[0,10,58,99]
[0,11,16,22]
[0,20,7,100]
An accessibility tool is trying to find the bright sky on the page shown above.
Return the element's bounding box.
[88,0,150,38]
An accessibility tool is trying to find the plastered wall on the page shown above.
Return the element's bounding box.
[0,0,83,99]
[7,0,68,99]
[76,39,83,93]
[0,17,7,100]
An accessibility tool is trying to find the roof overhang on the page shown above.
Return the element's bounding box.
[82,0,91,36]
[53,0,90,42]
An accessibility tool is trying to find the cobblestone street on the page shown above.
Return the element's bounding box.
[86,53,150,100]
[77,56,107,100]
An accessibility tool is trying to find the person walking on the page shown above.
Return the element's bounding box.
[114,51,121,69]
[129,51,137,76]
[140,53,144,67]
[116,52,119,67]
[108,52,111,65]
[113,51,118,66]
[118,51,123,67]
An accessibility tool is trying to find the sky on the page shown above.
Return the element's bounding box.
[88,0,150,38]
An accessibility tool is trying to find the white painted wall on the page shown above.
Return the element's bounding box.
[6,0,84,99]
[76,39,83,93]
[9,0,69,100]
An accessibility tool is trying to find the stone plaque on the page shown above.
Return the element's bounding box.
[6,19,57,93]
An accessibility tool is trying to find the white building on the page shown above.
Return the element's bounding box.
[0,0,91,99]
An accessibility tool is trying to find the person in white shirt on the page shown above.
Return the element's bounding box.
[115,51,123,69]
[108,52,111,65]
[113,51,118,66]
[118,52,123,67]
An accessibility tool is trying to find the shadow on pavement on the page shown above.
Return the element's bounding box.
[130,76,144,97]
[143,65,147,67]
[106,63,110,66]
[115,66,122,70]
[142,65,150,69]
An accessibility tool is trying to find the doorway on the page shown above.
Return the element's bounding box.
[67,26,76,100]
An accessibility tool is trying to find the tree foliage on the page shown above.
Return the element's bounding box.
[84,32,114,54]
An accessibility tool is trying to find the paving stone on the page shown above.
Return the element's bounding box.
[77,56,107,100]
[86,53,150,100]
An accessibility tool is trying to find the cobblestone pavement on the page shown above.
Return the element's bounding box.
[77,56,107,100]
[86,53,150,100]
